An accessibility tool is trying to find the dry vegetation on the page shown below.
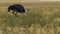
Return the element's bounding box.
[0,1,60,34]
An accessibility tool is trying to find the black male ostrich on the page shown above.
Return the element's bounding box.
[8,4,26,16]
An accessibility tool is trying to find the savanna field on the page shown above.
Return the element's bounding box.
[0,1,60,34]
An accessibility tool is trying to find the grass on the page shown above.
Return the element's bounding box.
[0,1,60,34]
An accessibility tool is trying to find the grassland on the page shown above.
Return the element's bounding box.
[0,1,60,34]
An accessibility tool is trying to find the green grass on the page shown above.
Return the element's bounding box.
[0,2,60,34]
